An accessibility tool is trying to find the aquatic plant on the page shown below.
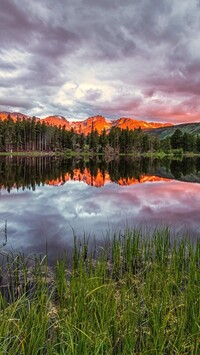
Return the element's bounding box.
[0,228,200,354]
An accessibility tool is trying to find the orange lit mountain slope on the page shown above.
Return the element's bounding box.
[71,116,173,134]
[112,117,173,130]
[42,115,71,129]
[0,111,173,134]
[0,112,30,122]
[71,115,112,134]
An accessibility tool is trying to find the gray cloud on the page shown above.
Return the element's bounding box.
[1,0,200,122]
[0,98,34,110]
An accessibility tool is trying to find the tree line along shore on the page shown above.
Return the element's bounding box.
[1,115,200,156]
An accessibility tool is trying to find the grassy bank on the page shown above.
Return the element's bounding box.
[1,149,200,158]
[0,151,56,157]
[0,229,200,354]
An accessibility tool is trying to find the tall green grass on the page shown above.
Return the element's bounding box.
[0,228,200,354]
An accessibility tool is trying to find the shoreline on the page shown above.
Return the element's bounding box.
[0,150,200,158]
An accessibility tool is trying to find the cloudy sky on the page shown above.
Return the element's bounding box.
[1,0,200,123]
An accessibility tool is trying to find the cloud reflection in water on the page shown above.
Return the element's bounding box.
[1,179,200,262]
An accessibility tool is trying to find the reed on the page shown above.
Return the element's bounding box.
[0,228,200,354]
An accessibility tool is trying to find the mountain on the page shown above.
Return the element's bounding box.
[42,115,71,129]
[71,115,112,134]
[0,111,30,121]
[0,111,173,134]
[147,122,200,139]
[44,115,173,134]
[70,116,172,134]
[112,117,172,130]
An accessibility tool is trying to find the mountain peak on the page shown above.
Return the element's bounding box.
[0,111,173,133]
[0,111,30,121]
[112,117,173,130]
[71,115,111,134]
[42,115,71,129]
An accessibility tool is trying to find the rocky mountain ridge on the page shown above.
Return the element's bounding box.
[0,111,173,134]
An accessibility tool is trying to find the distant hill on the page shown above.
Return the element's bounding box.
[0,111,172,134]
[147,122,200,139]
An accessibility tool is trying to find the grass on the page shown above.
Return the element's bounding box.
[0,150,103,158]
[0,228,200,354]
[0,151,56,157]
[1,149,200,158]
[142,151,175,158]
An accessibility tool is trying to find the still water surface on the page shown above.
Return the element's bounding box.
[0,156,200,262]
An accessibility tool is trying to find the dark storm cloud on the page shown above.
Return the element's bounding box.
[1,0,200,122]
[0,98,34,110]
[0,0,79,51]
[0,0,32,47]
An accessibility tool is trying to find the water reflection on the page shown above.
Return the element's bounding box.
[1,156,200,191]
[0,156,200,262]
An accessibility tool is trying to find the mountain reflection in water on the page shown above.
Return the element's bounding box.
[0,156,200,263]
[47,169,171,188]
[1,155,200,191]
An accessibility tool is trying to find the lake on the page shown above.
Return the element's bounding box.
[0,155,200,263]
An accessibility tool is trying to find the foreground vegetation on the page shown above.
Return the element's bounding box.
[0,229,200,354]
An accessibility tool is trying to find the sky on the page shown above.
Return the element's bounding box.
[1,0,200,123]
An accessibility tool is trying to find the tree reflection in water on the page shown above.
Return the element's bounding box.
[0,156,200,192]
